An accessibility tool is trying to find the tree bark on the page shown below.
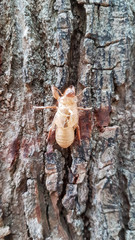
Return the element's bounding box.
[0,0,135,239]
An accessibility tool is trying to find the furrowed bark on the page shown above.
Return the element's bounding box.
[0,0,135,239]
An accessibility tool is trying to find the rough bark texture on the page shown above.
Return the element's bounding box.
[0,0,135,240]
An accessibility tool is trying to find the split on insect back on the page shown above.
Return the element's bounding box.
[33,85,92,148]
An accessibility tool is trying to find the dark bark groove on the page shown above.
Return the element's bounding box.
[0,0,135,239]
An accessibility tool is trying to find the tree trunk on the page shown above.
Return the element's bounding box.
[0,0,135,239]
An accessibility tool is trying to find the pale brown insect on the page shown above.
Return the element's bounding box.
[34,85,91,148]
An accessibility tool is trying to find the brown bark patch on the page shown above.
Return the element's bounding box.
[8,137,20,168]
[79,111,93,139]
[21,137,41,158]
[94,106,111,131]
[35,205,42,223]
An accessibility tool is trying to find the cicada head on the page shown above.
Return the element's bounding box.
[64,85,75,97]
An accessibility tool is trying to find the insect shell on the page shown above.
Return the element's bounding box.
[34,85,91,148]
[51,85,79,148]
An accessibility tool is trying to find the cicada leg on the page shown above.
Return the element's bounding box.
[47,121,56,143]
[76,125,81,144]
[77,87,90,97]
[47,128,53,142]
[51,85,63,99]
[77,107,92,111]
[33,106,57,110]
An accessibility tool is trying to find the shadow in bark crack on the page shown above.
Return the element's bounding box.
[57,148,73,240]
[68,0,86,86]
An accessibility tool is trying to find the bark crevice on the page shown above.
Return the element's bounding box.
[68,0,86,87]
